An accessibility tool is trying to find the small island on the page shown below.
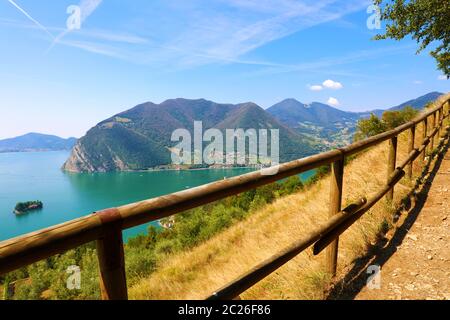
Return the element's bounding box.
[14,201,43,215]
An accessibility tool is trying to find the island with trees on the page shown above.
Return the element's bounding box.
[14,201,43,215]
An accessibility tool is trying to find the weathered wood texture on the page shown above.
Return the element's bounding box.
[386,136,398,202]
[97,230,128,300]
[422,120,428,162]
[326,158,344,276]
[407,125,416,179]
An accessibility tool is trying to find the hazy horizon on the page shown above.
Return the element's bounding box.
[0,91,444,140]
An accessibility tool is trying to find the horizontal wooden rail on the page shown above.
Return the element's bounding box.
[0,214,104,274]
[313,169,405,255]
[0,93,449,300]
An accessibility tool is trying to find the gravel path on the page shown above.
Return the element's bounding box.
[355,141,450,300]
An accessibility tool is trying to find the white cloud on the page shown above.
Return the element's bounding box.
[327,97,340,107]
[323,79,343,89]
[309,79,343,92]
[309,85,323,91]
[413,80,423,84]
[438,75,447,80]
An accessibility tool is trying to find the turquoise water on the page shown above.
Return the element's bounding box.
[0,151,315,242]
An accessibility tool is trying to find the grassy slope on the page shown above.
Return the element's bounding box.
[129,127,425,300]
[129,93,449,300]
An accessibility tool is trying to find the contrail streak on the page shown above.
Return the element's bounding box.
[7,0,54,39]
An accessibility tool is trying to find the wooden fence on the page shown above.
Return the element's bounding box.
[0,95,449,300]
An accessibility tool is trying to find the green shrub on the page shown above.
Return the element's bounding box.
[354,106,419,141]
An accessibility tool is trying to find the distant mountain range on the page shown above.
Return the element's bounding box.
[385,91,443,111]
[267,92,443,147]
[0,133,77,153]
[12,91,434,173]
[63,99,319,172]
[2,92,441,170]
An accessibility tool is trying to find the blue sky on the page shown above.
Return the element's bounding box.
[0,0,448,139]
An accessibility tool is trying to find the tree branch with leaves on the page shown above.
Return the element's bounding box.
[374,0,450,77]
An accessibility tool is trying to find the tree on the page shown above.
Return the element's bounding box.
[354,106,419,140]
[382,106,419,129]
[374,0,450,77]
[382,110,405,129]
[354,113,387,141]
[401,105,420,121]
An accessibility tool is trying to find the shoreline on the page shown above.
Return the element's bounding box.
[138,166,258,173]
[64,166,260,174]
[0,149,72,155]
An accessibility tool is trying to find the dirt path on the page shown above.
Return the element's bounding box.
[355,142,450,300]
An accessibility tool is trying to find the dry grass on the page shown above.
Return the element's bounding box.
[129,95,449,300]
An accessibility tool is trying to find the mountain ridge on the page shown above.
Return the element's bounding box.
[0,133,77,153]
[266,91,443,147]
[63,99,319,173]
[63,92,443,172]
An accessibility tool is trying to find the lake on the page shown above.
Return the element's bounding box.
[0,151,316,242]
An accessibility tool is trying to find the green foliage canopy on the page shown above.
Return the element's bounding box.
[354,106,419,140]
[374,0,450,76]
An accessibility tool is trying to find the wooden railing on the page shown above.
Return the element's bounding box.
[0,94,449,300]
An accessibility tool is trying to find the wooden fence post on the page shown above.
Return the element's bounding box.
[437,109,440,137]
[386,136,397,202]
[326,157,344,277]
[446,102,450,131]
[430,112,436,151]
[97,230,128,300]
[436,110,440,140]
[422,119,428,162]
[407,125,415,179]
[435,109,440,139]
